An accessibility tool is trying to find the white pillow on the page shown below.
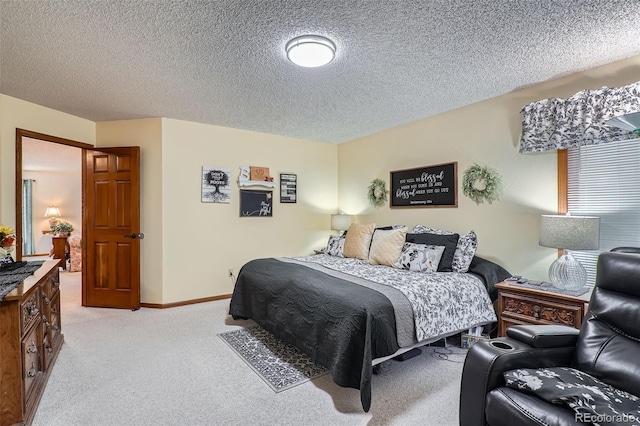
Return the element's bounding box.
[368,227,408,266]
[395,243,445,273]
[343,223,376,260]
[412,225,478,273]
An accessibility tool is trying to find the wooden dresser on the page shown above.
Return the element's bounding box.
[0,261,63,426]
[496,280,592,337]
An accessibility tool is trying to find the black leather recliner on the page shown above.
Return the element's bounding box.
[459,248,640,425]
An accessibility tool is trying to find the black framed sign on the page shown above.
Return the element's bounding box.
[240,190,273,217]
[390,162,458,208]
[279,173,297,203]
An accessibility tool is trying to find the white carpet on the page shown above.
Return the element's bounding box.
[33,271,464,425]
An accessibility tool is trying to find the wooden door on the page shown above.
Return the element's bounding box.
[83,147,141,309]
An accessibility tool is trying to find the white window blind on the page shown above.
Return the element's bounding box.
[567,139,640,287]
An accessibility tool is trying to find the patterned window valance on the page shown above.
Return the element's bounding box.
[518,81,640,153]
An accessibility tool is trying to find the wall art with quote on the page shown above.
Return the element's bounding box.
[279,173,297,203]
[202,167,232,203]
[390,162,457,208]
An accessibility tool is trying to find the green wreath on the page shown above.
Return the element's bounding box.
[462,164,502,205]
[367,178,388,208]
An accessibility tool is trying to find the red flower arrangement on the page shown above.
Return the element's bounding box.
[0,225,16,258]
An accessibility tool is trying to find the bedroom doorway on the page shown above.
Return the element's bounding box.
[15,130,91,307]
[15,130,142,309]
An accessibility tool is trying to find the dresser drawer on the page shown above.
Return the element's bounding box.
[22,325,42,399]
[500,291,583,328]
[45,291,62,345]
[42,331,54,370]
[40,268,60,300]
[20,288,41,337]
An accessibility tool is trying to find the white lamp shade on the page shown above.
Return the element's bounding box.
[331,214,354,231]
[286,35,336,68]
[539,215,600,250]
[44,206,61,218]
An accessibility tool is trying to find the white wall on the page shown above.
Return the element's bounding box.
[338,55,640,281]
[96,117,338,304]
[0,95,95,246]
[160,118,338,303]
[22,169,82,254]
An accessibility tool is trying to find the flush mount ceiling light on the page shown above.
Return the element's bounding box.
[286,35,336,68]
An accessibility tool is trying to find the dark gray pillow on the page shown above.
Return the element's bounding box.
[405,233,459,272]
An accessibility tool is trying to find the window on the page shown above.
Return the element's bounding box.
[564,139,640,286]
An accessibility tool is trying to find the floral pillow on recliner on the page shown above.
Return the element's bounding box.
[504,367,640,425]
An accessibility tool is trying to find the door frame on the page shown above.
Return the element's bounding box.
[14,128,93,265]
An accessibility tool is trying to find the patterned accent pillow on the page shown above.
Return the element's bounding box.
[395,243,445,273]
[412,225,478,273]
[368,227,408,267]
[504,367,640,423]
[325,235,345,257]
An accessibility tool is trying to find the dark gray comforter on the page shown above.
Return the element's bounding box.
[228,255,510,412]
[229,258,400,412]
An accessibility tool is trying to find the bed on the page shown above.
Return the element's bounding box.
[229,225,510,411]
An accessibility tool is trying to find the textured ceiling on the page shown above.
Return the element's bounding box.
[22,137,82,172]
[2,1,640,143]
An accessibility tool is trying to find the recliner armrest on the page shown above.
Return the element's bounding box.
[459,336,576,426]
[506,325,580,348]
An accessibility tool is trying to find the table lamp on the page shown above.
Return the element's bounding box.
[539,214,600,290]
[331,214,354,235]
[44,206,61,227]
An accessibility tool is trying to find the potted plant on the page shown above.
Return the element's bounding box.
[51,221,74,237]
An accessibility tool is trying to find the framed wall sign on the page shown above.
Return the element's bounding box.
[240,190,273,217]
[390,162,458,208]
[202,167,231,203]
[279,173,297,203]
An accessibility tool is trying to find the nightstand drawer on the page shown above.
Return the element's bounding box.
[495,280,591,337]
[501,292,582,327]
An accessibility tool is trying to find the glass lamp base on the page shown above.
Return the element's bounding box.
[549,250,586,291]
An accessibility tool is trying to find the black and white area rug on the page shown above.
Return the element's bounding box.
[218,325,328,393]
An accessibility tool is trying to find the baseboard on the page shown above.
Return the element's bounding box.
[141,294,232,309]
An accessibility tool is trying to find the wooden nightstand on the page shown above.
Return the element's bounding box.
[52,236,69,270]
[495,280,592,337]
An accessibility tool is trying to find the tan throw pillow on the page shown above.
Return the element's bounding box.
[369,227,408,266]
[343,223,376,260]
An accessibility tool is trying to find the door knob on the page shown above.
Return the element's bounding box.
[124,233,145,239]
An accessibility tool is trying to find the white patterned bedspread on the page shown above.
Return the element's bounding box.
[291,255,497,342]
